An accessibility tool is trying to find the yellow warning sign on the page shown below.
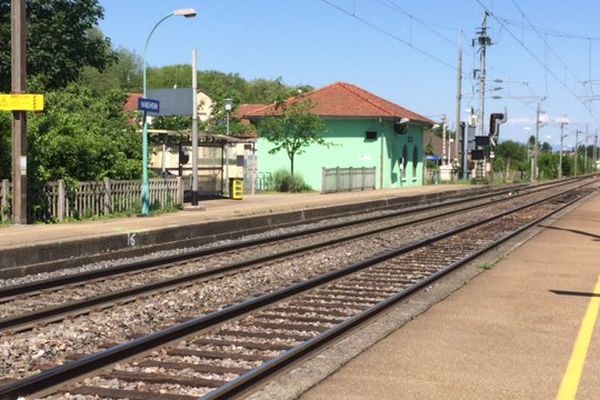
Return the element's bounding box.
[0,94,44,111]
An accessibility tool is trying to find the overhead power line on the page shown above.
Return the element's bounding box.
[496,15,600,42]
[374,0,459,49]
[318,0,459,72]
[508,0,592,100]
[473,0,600,126]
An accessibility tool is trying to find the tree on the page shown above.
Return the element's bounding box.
[27,84,141,184]
[79,48,142,94]
[541,141,552,153]
[494,140,528,179]
[0,0,115,91]
[258,101,326,175]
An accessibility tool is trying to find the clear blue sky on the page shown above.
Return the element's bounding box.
[98,0,600,148]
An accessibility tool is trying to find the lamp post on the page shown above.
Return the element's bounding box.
[140,8,197,216]
[223,98,233,197]
[558,117,569,179]
[574,130,580,176]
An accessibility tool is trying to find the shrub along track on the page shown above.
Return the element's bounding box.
[0,179,597,399]
[0,178,584,334]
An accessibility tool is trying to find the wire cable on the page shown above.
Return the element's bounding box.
[319,0,459,72]
[474,0,600,126]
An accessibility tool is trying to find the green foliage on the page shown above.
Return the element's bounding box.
[129,67,313,138]
[145,68,311,105]
[0,0,116,91]
[151,116,192,131]
[270,169,312,192]
[538,152,558,180]
[22,84,141,221]
[493,140,530,179]
[258,101,327,175]
[479,262,494,271]
[26,83,141,183]
[79,48,142,94]
[425,140,434,156]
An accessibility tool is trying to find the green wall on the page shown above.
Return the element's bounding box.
[257,118,424,191]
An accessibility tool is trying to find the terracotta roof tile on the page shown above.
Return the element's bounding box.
[124,93,142,113]
[233,103,267,119]
[242,82,434,125]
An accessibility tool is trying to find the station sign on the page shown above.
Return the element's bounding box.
[0,94,44,111]
[138,98,160,114]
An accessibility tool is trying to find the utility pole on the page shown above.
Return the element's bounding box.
[473,12,491,180]
[594,131,598,171]
[558,118,568,179]
[454,31,463,172]
[584,125,589,174]
[476,13,490,139]
[574,130,580,176]
[191,50,199,206]
[11,0,28,224]
[532,102,542,182]
[442,114,447,166]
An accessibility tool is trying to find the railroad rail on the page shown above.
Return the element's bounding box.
[0,179,595,400]
[0,178,587,333]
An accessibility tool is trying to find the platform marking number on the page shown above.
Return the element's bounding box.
[127,232,137,247]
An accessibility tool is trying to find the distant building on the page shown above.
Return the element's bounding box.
[241,82,434,191]
[124,91,256,196]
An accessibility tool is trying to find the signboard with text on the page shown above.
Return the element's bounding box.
[0,94,44,111]
[137,98,160,114]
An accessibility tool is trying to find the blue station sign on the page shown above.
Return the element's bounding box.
[137,97,160,114]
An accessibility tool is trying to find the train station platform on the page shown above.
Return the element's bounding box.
[299,191,600,399]
[0,185,472,250]
[0,184,481,277]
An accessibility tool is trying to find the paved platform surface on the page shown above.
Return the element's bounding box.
[0,185,469,250]
[301,192,600,399]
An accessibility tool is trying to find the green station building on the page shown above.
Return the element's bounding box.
[242,82,434,191]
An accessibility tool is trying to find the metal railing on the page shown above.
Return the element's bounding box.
[321,166,376,194]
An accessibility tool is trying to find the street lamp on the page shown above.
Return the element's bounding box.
[558,117,569,179]
[223,99,233,196]
[140,8,197,216]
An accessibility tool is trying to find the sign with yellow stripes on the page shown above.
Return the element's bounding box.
[0,94,44,111]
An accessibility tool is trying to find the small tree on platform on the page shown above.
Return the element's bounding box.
[258,101,326,176]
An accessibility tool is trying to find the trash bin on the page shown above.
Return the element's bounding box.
[229,177,243,200]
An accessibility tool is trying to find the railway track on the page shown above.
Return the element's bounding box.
[0,180,595,400]
[0,178,586,334]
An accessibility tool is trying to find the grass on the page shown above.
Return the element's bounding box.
[478,262,494,271]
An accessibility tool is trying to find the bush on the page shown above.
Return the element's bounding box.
[271,169,312,192]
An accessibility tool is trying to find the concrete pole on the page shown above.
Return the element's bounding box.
[462,122,469,180]
[533,102,541,182]
[224,112,230,197]
[584,126,589,173]
[191,49,199,205]
[442,115,447,166]
[574,130,580,176]
[11,0,28,224]
[594,133,598,171]
[454,31,463,170]
[558,122,566,179]
[478,13,488,140]
[251,142,256,196]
